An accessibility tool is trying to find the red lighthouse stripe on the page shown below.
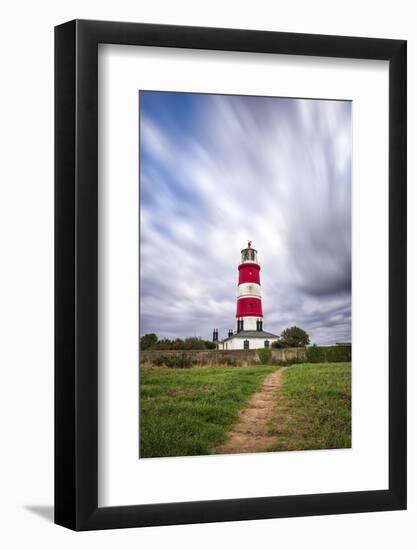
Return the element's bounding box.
[236,297,263,318]
[238,263,261,285]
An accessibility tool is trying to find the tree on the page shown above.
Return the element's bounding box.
[153,338,172,350]
[280,326,310,348]
[183,337,206,350]
[140,333,158,350]
[171,338,185,350]
[140,334,218,351]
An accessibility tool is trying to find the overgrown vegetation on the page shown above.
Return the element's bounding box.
[140,365,276,458]
[140,333,216,351]
[215,356,243,366]
[306,345,351,363]
[141,354,248,368]
[256,348,272,364]
[267,362,351,451]
[151,353,193,368]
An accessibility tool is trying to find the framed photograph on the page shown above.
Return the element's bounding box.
[55,20,406,530]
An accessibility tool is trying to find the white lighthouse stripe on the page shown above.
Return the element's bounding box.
[237,295,262,301]
[238,282,261,290]
[240,316,260,331]
[237,283,262,297]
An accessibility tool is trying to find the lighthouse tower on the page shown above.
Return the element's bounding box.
[236,241,263,332]
[216,242,279,350]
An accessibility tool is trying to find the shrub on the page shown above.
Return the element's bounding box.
[306,345,351,363]
[271,339,287,348]
[204,340,217,350]
[256,348,272,364]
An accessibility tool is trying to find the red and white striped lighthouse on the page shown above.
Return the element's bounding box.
[216,242,279,349]
[236,241,264,332]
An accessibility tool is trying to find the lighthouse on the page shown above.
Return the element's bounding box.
[216,242,279,350]
[236,241,263,332]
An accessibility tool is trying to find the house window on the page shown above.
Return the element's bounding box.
[244,340,250,350]
[264,340,270,348]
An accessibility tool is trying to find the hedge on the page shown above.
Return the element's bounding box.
[305,345,351,363]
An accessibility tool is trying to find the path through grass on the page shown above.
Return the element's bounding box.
[140,365,276,458]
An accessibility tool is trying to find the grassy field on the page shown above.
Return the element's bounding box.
[267,362,351,451]
[140,365,276,458]
[140,362,351,458]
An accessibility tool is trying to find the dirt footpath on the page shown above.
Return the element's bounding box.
[213,368,284,454]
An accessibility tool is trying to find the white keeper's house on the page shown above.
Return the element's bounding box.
[213,242,280,350]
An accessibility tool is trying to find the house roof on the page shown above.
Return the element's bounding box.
[220,330,279,343]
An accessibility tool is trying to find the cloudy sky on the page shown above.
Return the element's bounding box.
[139,91,351,345]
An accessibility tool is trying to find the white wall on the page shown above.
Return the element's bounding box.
[0,1,415,549]
[222,337,278,350]
[238,316,261,331]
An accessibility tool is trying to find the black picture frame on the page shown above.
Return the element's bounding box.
[55,19,407,531]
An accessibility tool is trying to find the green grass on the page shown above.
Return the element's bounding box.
[140,365,276,458]
[140,362,352,458]
[267,362,351,451]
